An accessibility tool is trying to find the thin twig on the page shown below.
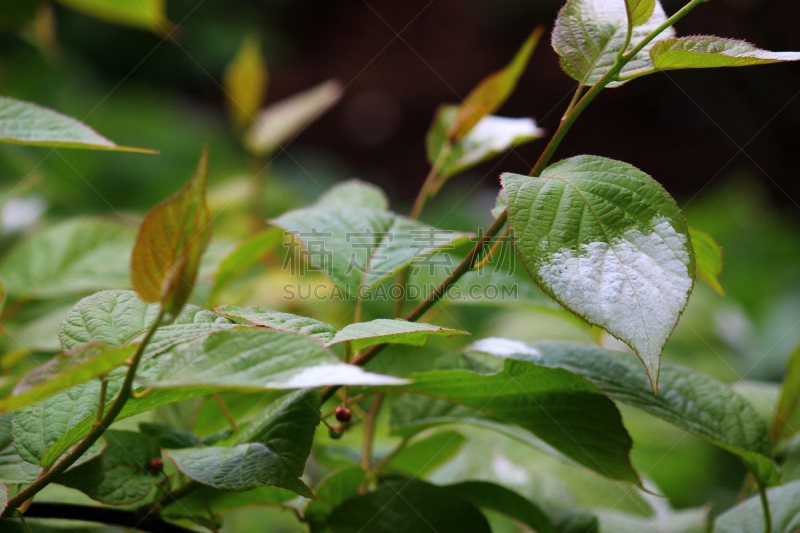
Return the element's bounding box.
[213,393,241,434]
[758,483,772,533]
[360,394,384,490]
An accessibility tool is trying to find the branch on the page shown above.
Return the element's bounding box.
[15,501,196,533]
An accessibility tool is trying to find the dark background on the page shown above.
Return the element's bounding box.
[3,0,799,216]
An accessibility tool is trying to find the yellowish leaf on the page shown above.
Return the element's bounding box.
[224,34,269,129]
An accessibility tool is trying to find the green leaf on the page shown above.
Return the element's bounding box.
[469,338,778,486]
[0,96,155,151]
[447,28,541,141]
[314,179,389,210]
[131,148,212,319]
[54,0,172,33]
[382,430,466,477]
[690,227,725,296]
[304,466,365,525]
[773,343,800,441]
[381,357,639,483]
[59,290,235,358]
[502,155,696,391]
[273,206,469,299]
[150,328,407,392]
[138,422,228,449]
[651,37,800,71]
[166,390,319,497]
[443,481,558,533]
[244,80,343,157]
[0,343,137,413]
[0,483,7,516]
[0,446,43,484]
[427,106,544,180]
[210,227,283,300]
[326,479,491,533]
[0,414,12,450]
[215,305,338,344]
[625,0,655,27]
[713,480,800,532]
[328,319,469,350]
[224,33,268,128]
[0,219,134,299]
[553,0,674,86]
[58,430,165,505]
[162,486,296,522]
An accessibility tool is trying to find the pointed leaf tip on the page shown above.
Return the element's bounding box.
[131,147,212,319]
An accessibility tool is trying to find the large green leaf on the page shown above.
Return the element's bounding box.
[651,37,800,71]
[325,479,491,533]
[713,481,800,532]
[215,305,338,344]
[469,338,778,485]
[150,328,407,391]
[0,446,45,484]
[273,206,468,299]
[55,0,171,33]
[552,0,674,86]
[690,228,725,296]
[162,486,296,522]
[244,80,343,157]
[502,155,695,390]
[304,466,365,525]
[378,357,639,483]
[131,148,211,319]
[0,219,134,299]
[773,342,800,441]
[224,33,268,128]
[314,179,389,210]
[166,390,319,497]
[0,97,154,151]
[427,105,543,179]
[446,28,540,141]
[58,430,165,505]
[59,290,235,359]
[0,343,137,413]
[328,319,468,350]
[443,481,558,533]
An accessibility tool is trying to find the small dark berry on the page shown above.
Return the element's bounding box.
[148,457,164,473]
[335,406,352,423]
[329,424,344,439]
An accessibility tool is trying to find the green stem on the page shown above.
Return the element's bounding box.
[758,483,772,533]
[3,311,166,515]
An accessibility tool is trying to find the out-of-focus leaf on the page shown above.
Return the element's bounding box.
[0,97,155,151]
[162,486,296,521]
[224,33,268,128]
[597,507,706,533]
[0,219,134,299]
[469,338,778,486]
[59,290,235,359]
[149,329,407,391]
[0,414,12,450]
[58,430,165,505]
[773,343,800,441]
[713,480,800,532]
[0,343,137,413]
[427,106,544,179]
[383,430,465,477]
[210,227,283,300]
[216,305,338,343]
[553,0,674,86]
[166,390,319,497]
[447,28,542,141]
[502,156,695,391]
[304,466,365,525]
[138,423,231,449]
[328,319,468,350]
[326,479,491,532]
[651,37,800,71]
[381,357,639,483]
[273,206,469,299]
[244,80,343,157]
[54,0,172,34]
[625,0,655,27]
[131,148,212,319]
[314,179,389,210]
[690,227,725,296]
[443,481,559,533]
